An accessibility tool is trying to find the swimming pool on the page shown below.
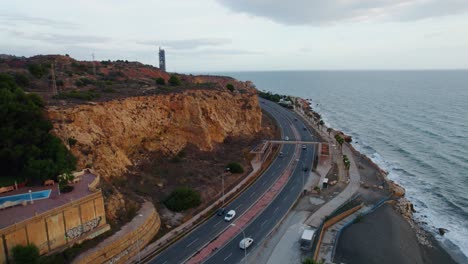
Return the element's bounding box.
[0,190,52,205]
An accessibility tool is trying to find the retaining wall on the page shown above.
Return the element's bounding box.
[0,191,109,263]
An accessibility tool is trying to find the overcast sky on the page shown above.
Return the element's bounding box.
[1,0,468,71]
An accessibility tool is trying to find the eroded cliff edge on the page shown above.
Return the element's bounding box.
[47,88,261,179]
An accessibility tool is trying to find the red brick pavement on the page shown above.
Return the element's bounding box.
[187,143,301,264]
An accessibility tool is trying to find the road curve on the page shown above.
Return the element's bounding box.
[147,98,319,264]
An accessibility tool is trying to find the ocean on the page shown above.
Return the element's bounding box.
[219,70,468,259]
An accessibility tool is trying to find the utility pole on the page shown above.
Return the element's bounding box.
[50,61,58,96]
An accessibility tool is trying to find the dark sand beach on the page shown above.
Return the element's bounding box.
[334,203,457,264]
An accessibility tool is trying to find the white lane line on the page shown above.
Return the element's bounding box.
[261,220,268,226]
[262,181,266,186]
[282,194,289,201]
[186,238,199,248]
[274,207,279,214]
[224,252,233,261]
[162,261,168,264]
[250,192,255,198]
[214,221,222,227]
[235,203,243,210]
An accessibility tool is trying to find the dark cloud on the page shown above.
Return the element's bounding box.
[6,30,111,45]
[138,38,232,50]
[0,13,78,29]
[217,0,468,25]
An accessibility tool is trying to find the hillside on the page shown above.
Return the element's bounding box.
[0,54,276,228]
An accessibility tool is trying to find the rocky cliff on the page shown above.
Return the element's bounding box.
[47,88,262,180]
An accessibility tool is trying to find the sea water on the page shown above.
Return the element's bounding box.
[220,70,468,260]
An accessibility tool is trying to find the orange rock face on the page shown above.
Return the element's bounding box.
[47,89,262,180]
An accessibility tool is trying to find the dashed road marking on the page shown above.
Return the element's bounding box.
[235,203,243,210]
[261,220,268,226]
[186,238,199,248]
[224,252,233,261]
[214,221,222,227]
[250,192,255,198]
[274,207,279,214]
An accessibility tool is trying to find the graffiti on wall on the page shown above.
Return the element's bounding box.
[66,216,101,240]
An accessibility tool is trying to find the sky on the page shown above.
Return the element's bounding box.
[1,0,468,72]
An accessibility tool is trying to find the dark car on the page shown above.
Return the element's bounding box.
[216,208,226,216]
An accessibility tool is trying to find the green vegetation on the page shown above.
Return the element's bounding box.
[12,244,40,264]
[226,83,234,92]
[67,137,77,147]
[327,127,332,135]
[334,134,344,147]
[156,77,166,85]
[58,171,74,193]
[302,257,324,264]
[75,77,95,87]
[55,89,101,101]
[343,154,351,169]
[164,187,201,212]
[168,74,181,86]
[258,90,282,102]
[27,63,49,78]
[0,74,76,185]
[227,162,244,173]
[13,73,30,87]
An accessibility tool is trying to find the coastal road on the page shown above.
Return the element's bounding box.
[147,98,320,264]
[203,100,318,263]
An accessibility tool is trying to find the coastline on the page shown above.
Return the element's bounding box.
[297,97,463,263]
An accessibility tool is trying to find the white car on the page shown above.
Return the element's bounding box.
[239,237,254,249]
[224,210,236,221]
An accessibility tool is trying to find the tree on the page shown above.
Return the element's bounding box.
[226,83,234,92]
[0,73,76,185]
[27,63,48,78]
[334,134,344,148]
[164,187,201,212]
[12,244,40,264]
[302,258,324,264]
[58,171,74,193]
[319,120,325,130]
[156,77,165,85]
[327,127,332,135]
[168,75,181,86]
[227,162,244,173]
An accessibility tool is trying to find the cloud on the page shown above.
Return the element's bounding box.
[217,0,468,25]
[6,30,112,45]
[138,38,232,50]
[0,13,79,29]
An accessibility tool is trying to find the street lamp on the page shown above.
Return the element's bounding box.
[28,190,33,204]
[222,167,230,209]
[296,159,306,190]
[230,224,247,264]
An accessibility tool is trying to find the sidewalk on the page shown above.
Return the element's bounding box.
[305,144,361,228]
[132,160,263,263]
[186,129,302,264]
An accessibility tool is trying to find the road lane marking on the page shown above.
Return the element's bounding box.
[250,192,255,198]
[186,238,199,248]
[282,194,289,201]
[262,181,266,186]
[162,261,168,264]
[274,207,279,214]
[214,221,222,227]
[261,220,268,226]
[235,203,243,210]
[224,252,232,261]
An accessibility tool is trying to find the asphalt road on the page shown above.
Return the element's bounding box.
[148,98,319,264]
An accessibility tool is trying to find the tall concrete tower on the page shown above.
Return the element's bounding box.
[159,47,166,71]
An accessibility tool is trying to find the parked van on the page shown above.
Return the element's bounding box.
[300,228,316,250]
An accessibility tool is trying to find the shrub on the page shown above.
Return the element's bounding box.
[27,64,48,78]
[226,83,234,92]
[156,77,166,85]
[55,90,100,100]
[168,75,181,86]
[164,187,201,212]
[68,137,77,146]
[227,162,244,173]
[12,244,40,264]
[13,73,30,87]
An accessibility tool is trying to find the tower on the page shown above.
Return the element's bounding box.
[159,47,166,71]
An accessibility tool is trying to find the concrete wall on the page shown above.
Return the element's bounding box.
[72,201,160,264]
[0,191,110,263]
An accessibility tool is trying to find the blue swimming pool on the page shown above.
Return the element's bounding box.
[0,190,51,205]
